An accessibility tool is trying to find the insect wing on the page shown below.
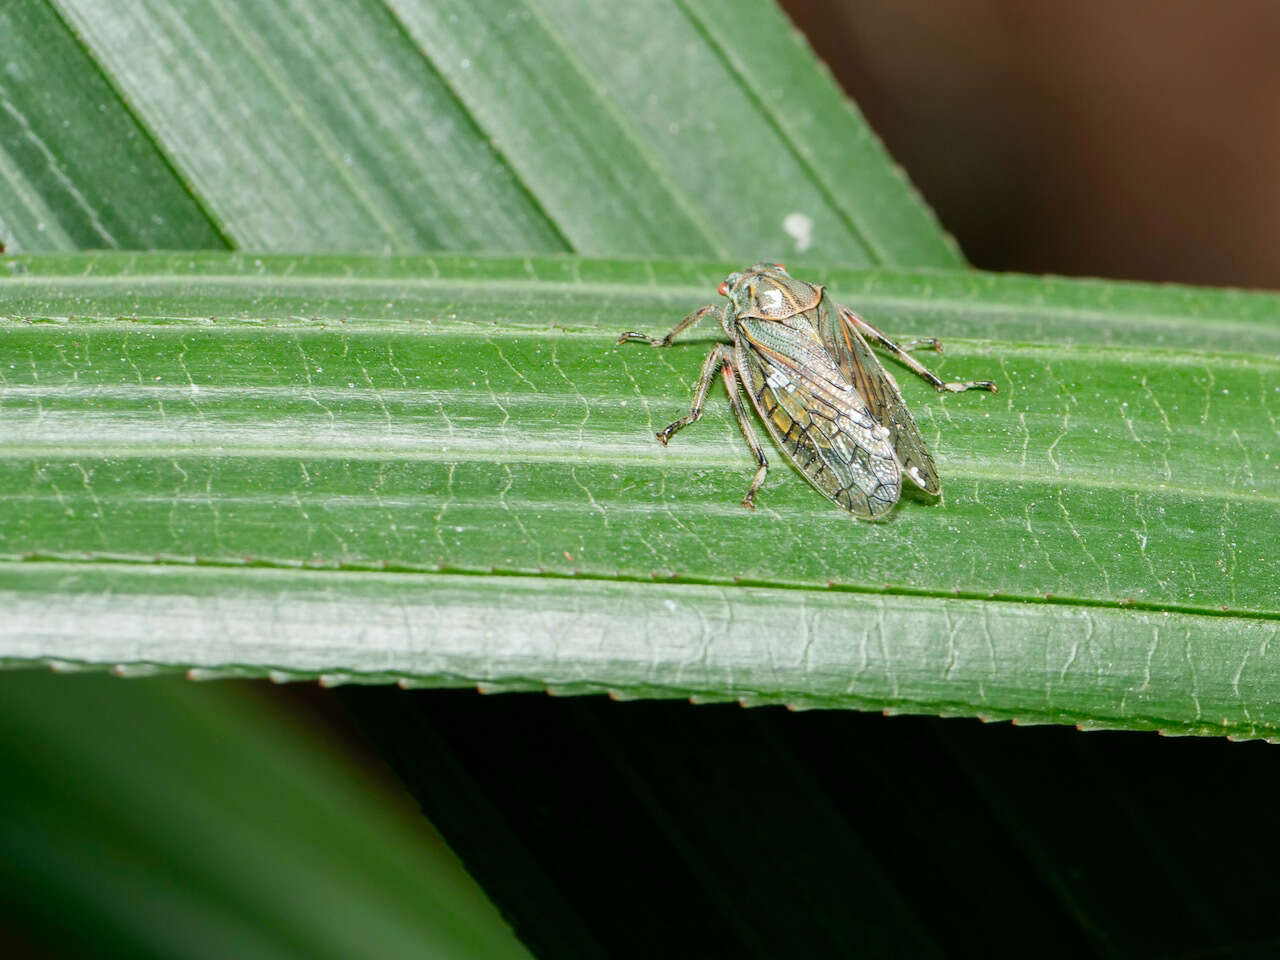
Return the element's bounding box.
[735,318,901,518]
[821,300,941,495]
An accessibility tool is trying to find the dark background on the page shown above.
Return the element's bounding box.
[787,0,1280,289]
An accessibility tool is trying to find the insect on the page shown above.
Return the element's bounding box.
[618,263,996,518]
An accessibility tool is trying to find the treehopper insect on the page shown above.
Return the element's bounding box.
[618,263,996,519]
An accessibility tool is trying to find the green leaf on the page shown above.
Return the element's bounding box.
[2,252,1277,738]
[0,3,227,251]
[0,669,531,958]
[1,0,956,264]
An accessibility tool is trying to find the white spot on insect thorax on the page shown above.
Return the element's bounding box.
[783,212,814,252]
[761,288,783,310]
[907,465,924,485]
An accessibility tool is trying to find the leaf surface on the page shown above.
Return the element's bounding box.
[3,252,1277,738]
[2,0,955,265]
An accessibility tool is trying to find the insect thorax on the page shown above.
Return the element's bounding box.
[732,273,822,322]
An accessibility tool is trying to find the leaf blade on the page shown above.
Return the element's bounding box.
[2,252,1278,737]
[3,564,1276,740]
[50,0,569,253]
[680,0,962,265]
[0,3,226,251]
[25,0,956,263]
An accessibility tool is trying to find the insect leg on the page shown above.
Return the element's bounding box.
[655,343,730,445]
[842,308,997,394]
[899,337,943,353]
[719,359,769,510]
[618,304,719,347]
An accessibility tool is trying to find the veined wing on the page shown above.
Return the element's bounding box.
[821,299,941,495]
[736,318,901,518]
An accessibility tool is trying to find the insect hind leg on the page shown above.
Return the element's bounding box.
[900,337,942,353]
[655,343,731,445]
[843,308,997,394]
[719,359,769,510]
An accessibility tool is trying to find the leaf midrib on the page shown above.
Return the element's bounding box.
[4,553,1277,626]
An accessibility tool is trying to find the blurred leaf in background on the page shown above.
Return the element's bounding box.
[0,0,953,265]
[0,669,530,960]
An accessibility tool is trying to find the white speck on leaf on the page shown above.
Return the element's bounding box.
[783,212,814,252]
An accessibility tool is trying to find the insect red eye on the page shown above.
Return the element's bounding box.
[773,262,786,271]
[717,281,729,297]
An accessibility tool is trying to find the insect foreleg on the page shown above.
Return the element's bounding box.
[655,343,732,446]
[842,309,997,394]
[618,304,719,347]
[719,359,769,510]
